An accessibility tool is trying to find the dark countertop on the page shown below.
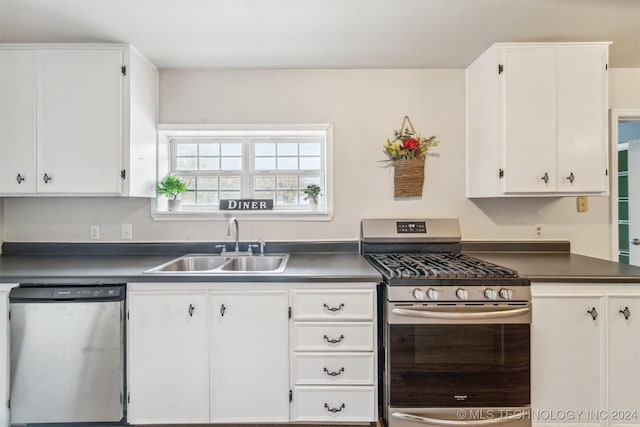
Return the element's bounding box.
[465,250,640,283]
[0,252,382,284]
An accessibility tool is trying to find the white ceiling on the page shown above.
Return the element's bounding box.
[0,0,639,69]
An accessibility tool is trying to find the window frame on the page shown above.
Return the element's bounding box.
[152,124,334,221]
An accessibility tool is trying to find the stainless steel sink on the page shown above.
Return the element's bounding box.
[145,254,289,274]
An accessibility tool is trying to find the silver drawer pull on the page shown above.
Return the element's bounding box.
[392,410,527,426]
[323,334,344,344]
[324,303,344,312]
[324,403,345,413]
[323,367,345,376]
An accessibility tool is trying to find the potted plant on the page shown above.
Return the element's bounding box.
[382,115,440,197]
[157,174,187,211]
[303,184,322,210]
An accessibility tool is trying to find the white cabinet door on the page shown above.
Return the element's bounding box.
[502,47,556,193]
[36,50,123,194]
[607,294,640,423]
[0,50,36,193]
[556,47,608,192]
[127,292,210,424]
[210,290,289,422]
[531,295,604,420]
[0,289,10,427]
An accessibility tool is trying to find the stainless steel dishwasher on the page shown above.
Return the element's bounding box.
[9,284,125,425]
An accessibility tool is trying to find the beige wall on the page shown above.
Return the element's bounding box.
[609,69,640,109]
[3,68,639,259]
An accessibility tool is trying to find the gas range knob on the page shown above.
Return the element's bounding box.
[426,288,440,300]
[484,288,498,300]
[412,288,426,300]
[499,288,514,300]
[455,288,469,300]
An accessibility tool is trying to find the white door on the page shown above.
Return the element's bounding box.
[556,47,608,192]
[629,139,640,265]
[0,50,36,193]
[531,295,604,419]
[127,292,210,424]
[210,290,289,422]
[36,49,123,194]
[502,47,556,193]
[607,294,640,421]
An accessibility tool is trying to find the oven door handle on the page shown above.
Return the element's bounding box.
[391,307,530,320]
[392,411,525,426]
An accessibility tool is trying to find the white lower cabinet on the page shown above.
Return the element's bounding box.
[291,287,377,422]
[127,282,377,425]
[0,284,16,427]
[127,291,210,424]
[532,284,640,427]
[210,290,289,422]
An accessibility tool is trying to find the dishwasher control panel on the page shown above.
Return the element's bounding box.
[10,284,125,302]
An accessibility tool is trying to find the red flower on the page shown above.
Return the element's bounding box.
[402,138,419,151]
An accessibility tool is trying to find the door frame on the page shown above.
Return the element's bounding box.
[610,108,640,261]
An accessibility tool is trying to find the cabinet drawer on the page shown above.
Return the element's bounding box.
[293,386,376,422]
[293,353,375,385]
[292,289,375,320]
[293,322,374,352]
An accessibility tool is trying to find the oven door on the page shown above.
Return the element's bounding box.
[384,302,531,427]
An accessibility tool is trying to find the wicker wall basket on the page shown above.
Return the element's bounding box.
[393,159,425,197]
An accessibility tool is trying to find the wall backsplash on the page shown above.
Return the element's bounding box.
[2,68,639,260]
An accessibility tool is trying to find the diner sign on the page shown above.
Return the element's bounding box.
[220,199,274,210]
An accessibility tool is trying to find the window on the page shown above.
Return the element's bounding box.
[155,125,332,219]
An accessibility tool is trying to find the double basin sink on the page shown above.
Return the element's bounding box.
[145,253,289,274]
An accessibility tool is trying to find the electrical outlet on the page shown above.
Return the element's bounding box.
[534,224,543,237]
[121,224,133,240]
[90,225,100,240]
[577,196,589,213]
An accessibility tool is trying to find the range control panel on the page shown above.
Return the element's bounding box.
[396,221,427,234]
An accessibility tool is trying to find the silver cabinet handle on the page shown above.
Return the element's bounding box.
[566,172,575,183]
[392,307,530,320]
[220,304,226,317]
[324,403,345,413]
[188,304,195,317]
[541,172,549,183]
[587,307,598,320]
[323,367,345,376]
[631,238,640,246]
[323,334,344,344]
[43,173,52,183]
[16,174,25,184]
[392,411,526,426]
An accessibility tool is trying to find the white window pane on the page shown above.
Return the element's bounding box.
[255,143,276,156]
[299,157,321,170]
[199,143,219,156]
[300,177,321,189]
[220,177,241,190]
[300,143,321,156]
[277,190,298,204]
[221,143,242,156]
[176,144,197,156]
[198,177,218,190]
[182,192,196,205]
[278,142,298,155]
[197,192,219,205]
[221,157,242,170]
[199,158,220,170]
[277,177,298,190]
[177,176,196,190]
[176,157,197,170]
[255,157,276,170]
[277,157,298,170]
[254,190,275,200]
[255,177,275,190]
[220,191,241,199]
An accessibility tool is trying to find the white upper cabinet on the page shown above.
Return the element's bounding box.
[466,42,610,197]
[0,44,158,196]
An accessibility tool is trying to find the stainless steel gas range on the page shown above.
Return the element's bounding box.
[361,219,531,427]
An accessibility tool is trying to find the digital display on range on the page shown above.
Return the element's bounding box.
[396,221,427,233]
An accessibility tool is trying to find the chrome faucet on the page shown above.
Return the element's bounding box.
[226,217,240,253]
